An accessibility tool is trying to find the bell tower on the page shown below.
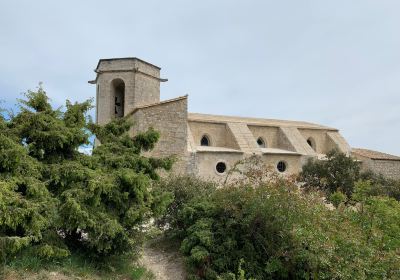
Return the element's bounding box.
[89,57,167,125]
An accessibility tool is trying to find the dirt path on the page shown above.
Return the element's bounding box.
[140,242,186,280]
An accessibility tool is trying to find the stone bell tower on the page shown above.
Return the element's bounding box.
[89,57,167,125]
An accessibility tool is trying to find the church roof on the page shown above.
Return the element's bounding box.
[127,95,188,116]
[352,148,400,161]
[126,95,337,131]
[188,113,336,130]
[95,57,161,71]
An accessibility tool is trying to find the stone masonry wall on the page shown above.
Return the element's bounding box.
[95,58,161,125]
[353,154,400,180]
[130,97,188,173]
[248,125,280,148]
[194,152,302,183]
[189,122,239,149]
[194,151,244,182]
[278,127,316,155]
[326,131,351,155]
[132,60,161,108]
[370,160,400,180]
[96,71,136,125]
[261,154,303,174]
[299,128,328,154]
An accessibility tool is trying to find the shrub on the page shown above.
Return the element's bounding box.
[300,150,400,203]
[360,171,400,200]
[164,174,400,279]
[0,86,173,263]
[154,175,217,236]
[329,191,347,207]
[301,150,360,197]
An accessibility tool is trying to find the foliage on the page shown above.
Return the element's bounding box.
[349,180,400,277]
[154,175,217,234]
[0,85,173,265]
[360,171,400,201]
[0,96,62,264]
[162,171,400,279]
[329,191,347,207]
[301,149,360,197]
[5,248,154,280]
[301,150,400,204]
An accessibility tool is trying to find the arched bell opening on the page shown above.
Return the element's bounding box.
[112,79,125,118]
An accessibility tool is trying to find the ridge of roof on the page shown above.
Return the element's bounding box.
[127,95,188,116]
[352,148,400,161]
[188,112,337,130]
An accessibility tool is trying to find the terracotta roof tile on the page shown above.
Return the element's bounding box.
[352,148,400,161]
[127,95,188,116]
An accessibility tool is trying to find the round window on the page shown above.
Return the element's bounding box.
[216,162,227,174]
[277,161,287,173]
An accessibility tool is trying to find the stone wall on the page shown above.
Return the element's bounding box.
[194,151,244,182]
[278,127,316,155]
[277,128,296,152]
[298,128,328,154]
[261,154,303,174]
[95,58,161,125]
[352,153,400,180]
[193,152,303,182]
[130,97,188,173]
[226,123,260,154]
[248,125,280,148]
[371,160,400,180]
[326,131,352,155]
[188,122,239,149]
[355,154,400,180]
[132,59,161,107]
[96,71,136,125]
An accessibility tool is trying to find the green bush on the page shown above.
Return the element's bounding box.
[154,175,217,235]
[0,86,173,263]
[163,174,400,279]
[329,191,347,207]
[360,171,400,200]
[300,150,400,202]
[301,149,360,197]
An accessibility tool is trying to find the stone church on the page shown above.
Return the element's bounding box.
[90,57,400,181]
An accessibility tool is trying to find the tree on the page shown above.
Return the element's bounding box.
[0,85,173,262]
[301,149,360,197]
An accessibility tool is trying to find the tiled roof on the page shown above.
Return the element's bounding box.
[127,99,336,131]
[352,148,400,161]
[188,113,336,130]
[127,95,188,116]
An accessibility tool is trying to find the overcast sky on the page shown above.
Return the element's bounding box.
[0,0,399,155]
